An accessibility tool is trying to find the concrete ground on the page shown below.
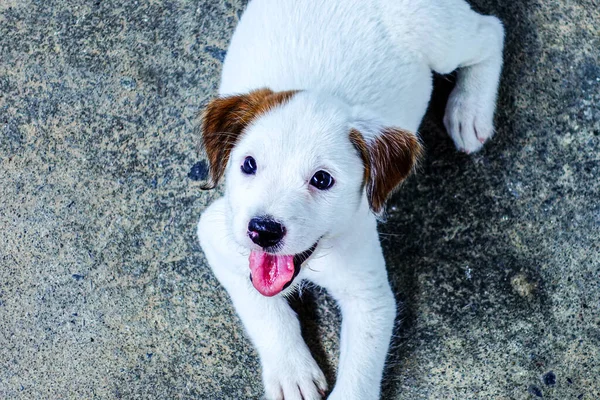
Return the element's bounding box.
[1,0,598,399]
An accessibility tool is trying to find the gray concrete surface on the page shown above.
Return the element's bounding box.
[1,0,598,399]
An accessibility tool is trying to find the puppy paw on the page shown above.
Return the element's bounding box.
[262,348,327,400]
[443,85,496,154]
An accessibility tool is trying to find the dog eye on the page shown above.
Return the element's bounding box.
[241,156,257,175]
[310,170,334,190]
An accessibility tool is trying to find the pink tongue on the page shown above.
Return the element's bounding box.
[249,250,295,296]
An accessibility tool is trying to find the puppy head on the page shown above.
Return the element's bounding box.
[201,89,421,296]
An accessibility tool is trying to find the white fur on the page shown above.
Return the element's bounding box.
[199,0,504,398]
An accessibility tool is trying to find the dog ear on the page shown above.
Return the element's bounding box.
[200,88,298,189]
[349,127,423,213]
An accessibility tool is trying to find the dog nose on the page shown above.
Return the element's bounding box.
[248,217,286,248]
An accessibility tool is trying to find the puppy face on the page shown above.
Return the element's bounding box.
[201,89,421,296]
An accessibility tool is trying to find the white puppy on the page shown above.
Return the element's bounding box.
[197,0,504,399]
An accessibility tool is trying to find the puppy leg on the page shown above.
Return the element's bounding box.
[380,0,505,152]
[438,13,505,153]
[198,199,327,400]
[329,283,396,399]
[311,249,396,400]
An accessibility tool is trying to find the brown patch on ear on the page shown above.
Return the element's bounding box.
[200,88,298,189]
[350,128,423,213]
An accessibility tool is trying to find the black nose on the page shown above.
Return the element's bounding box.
[248,217,286,248]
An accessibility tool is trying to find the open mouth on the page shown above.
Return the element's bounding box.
[248,242,318,297]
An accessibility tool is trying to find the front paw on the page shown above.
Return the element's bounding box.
[327,388,374,400]
[262,348,327,400]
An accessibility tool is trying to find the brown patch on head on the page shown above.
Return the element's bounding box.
[350,128,423,213]
[200,88,298,189]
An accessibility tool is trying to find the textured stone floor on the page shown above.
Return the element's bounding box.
[1,0,598,399]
